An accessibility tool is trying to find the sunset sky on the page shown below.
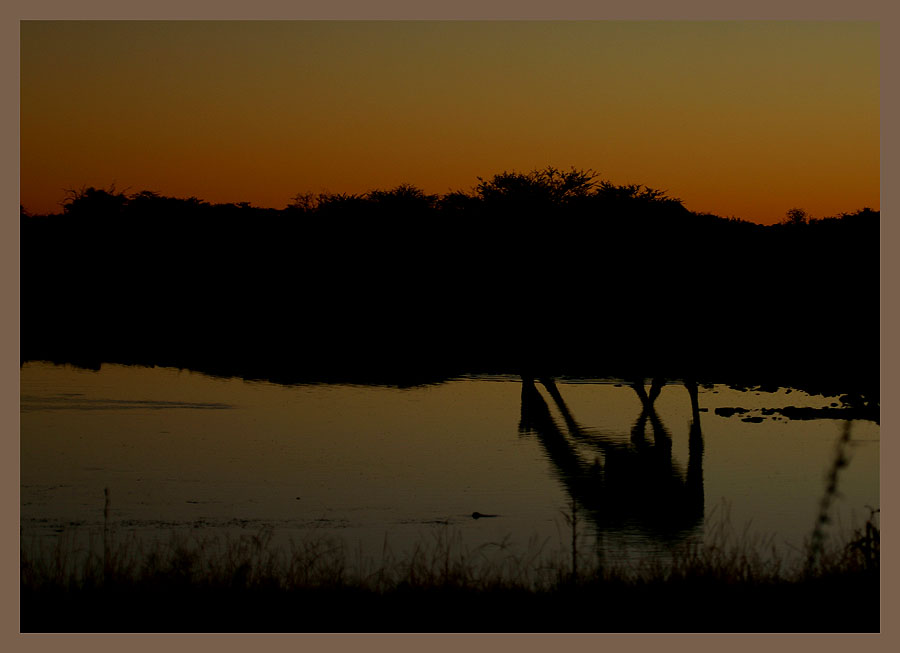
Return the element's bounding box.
[20,21,879,224]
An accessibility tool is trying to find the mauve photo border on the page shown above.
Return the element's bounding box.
[1,1,894,651]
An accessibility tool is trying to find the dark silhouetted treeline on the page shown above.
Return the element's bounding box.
[20,168,879,398]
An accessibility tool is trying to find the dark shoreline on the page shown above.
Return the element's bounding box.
[21,172,880,404]
[19,347,879,410]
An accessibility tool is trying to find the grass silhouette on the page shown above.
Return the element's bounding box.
[21,494,879,633]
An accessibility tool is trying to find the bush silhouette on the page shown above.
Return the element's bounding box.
[783,207,809,226]
[473,166,598,208]
[62,185,129,219]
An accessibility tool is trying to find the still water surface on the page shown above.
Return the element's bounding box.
[21,362,879,567]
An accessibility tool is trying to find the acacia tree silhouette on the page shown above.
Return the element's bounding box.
[61,185,129,218]
[783,207,809,225]
[473,166,598,209]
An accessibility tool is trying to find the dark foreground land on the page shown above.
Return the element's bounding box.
[21,519,880,633]
[21,169,879,400]
[20,576,880,633]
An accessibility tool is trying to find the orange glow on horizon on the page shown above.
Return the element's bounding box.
[20,21,879,224]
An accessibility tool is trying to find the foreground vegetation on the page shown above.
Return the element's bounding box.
[21,505,879,633]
